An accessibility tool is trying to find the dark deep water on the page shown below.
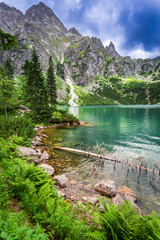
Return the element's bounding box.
[43,105,160,214]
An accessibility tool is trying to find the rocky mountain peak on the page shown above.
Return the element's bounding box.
[109,41,115,50]
[25,2,67,32]
[0,2,23,16]
[106,41,120,58]
[25,2,54,19]
[68,27,81,36]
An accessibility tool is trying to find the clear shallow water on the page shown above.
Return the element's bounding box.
[45,105,160,214]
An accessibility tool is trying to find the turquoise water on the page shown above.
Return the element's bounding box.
[48,105,160,213]
[65,105,160,164]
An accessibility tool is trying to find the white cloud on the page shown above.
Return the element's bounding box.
[122,44,160,59]
[81,0,160,58]
[63,0,82,12]
[83,0,126,52]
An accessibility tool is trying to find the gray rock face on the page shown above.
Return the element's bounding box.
[68,27,81,36]
[53,174,69,188]
[40,164,54,176]
[64,36,106,85]
[94,179,117,197]
[25,2,67,32]
[0,2,23,33]
[106,42,120,58]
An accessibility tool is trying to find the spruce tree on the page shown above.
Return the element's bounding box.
[0,65,14,119]
[47,56,57,106]
[22,48,49,119]
[4,58,14,79]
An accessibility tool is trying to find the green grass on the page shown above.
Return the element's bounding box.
[0,173,49,240]
[93,75,160,105]
[73,84,116,105]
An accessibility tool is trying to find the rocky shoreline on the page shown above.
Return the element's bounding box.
[18,123,142,214]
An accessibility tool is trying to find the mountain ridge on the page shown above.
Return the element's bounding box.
[0,2,160,89]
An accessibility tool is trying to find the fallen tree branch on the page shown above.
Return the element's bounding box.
[54,146,158,174]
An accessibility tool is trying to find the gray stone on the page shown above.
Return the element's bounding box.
[18,146,49,163]
[112,194,124,205]
[18,146,38,157]
[40,151,49,161]
[94,179,117,197]
[53,174,69,188]
[57,190,66,197]
[40,164,54,176]
[82,196,99,205]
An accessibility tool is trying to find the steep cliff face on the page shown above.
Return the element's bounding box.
[0,2,159,85]
[64,37,106,85]
[0,2,23,33]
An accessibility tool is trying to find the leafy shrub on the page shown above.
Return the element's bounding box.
[88,199,160,240]
[0,140,89,240]
[0,114,36,145]
[51,109,78,123]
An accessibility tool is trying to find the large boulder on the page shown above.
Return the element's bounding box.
[94,179,117,197]
[40,164,54,175]
[53,174,69,188]
[18,146,49,163]
[18,146,39,157]
[112,192,142,214]
[118,186,138,203]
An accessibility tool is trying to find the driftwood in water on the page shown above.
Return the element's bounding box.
[54,146,157,174]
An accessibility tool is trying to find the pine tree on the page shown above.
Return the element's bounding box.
[0,65,14,119]
[47,56,57,106]
[0,31,17,118]
[4,58,14,79]
[22,48,49,119]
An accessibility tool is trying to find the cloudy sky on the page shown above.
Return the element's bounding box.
[2,0,160,59]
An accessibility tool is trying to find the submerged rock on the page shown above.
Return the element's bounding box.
[94,179,117,197]
[53,174,69,188]
[40,164,54,175]
[118,186,138,203]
